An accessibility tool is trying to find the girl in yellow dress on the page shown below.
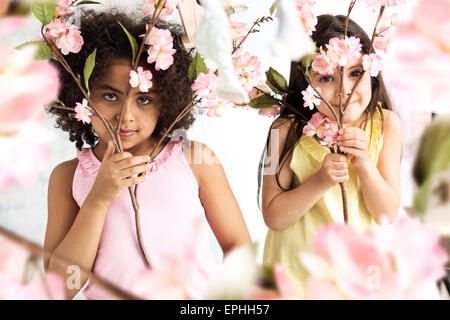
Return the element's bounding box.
[258,15,402,297]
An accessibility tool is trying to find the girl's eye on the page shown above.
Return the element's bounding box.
[350,70,363,78]
[104,93,118,101]
[319,76,333,83]
[137,97,152,105]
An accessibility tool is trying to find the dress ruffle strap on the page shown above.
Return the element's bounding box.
[76,136,184,176]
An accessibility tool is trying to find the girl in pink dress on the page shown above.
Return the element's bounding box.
[43,10,251,300]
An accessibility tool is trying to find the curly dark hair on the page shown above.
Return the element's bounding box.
[47,10,195,150]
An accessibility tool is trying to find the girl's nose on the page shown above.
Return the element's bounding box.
[117,99,135,123]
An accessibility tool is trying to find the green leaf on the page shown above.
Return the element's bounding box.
[269,2,277,16]
[188,52,208,83]
[265,67,288,94]
[83,48,97,96]
[265,79,283,95]
[248,94,279,109]
[15,41,53,60]
[31,1,57,25]
[118,21,138,65]
[76,0,102,5]
[302,54,313,81]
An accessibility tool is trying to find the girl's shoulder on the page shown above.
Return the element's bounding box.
[381,108,402,136]
[49,158,79,191]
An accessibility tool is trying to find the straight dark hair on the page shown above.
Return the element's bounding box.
[257,14,393,208]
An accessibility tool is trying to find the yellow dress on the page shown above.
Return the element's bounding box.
[262,110,384,297]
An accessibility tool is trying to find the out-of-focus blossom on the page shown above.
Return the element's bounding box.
[360,0,408,7]
[129,67,153,93]
[57,0,73,17]
[230,21,248,43]
[232,48,262,93]
[271,0,316,61]
[0,16,29,36]
[311,47,335,75]
[143,0,184,20]
[301,85,321,110]
[296,0,317,36]
[362,53,383,77]
[0,45,59,135]
[258,105,280,118]
[74,99,92,124]
[299,216,448,299]
[0,124,53,191]
[326,36,362,67]
[0,236,65,299]
[45,19,84,55]
[143,26,177,71]
[193,0,250,104]
[373,25,393,53]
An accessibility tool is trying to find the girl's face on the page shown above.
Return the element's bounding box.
[90,59,160,154]
[309,55,372,127]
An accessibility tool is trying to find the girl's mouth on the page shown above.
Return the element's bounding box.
[119,129,137,138]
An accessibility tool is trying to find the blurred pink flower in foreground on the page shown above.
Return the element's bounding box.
[0,236,65,299]
[362,53,383,77]
[230,21,248,43]
[0,45,59,134]
[299,216,448,299]
[326,36,362,67]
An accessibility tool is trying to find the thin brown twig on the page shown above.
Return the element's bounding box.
[231,16,273,55]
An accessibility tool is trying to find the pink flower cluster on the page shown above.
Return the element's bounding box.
[248,82,280,118]
[130,67,153,93]
[360,0,407,7]
[232,48,263,93]
[300,216,448,299]
[301,85,321,110]
[191,70,233,117]
[296,0,318,36]
[143,0,184,20]
[230,21,249,43]
[362,53,383,77]
[57,0,73,17]
[303,112,339,147]
[74,98,92,124]
[44,19,84,55]
[143,26,177,71]
[311,36,362,75]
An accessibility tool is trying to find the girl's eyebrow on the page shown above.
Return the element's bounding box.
[97,84,124,94]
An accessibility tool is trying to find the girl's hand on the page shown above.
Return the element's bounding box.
[317,153,349,187]
[337,127,370,168]
[89,141,150,205]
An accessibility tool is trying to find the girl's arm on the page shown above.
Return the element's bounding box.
[44,159,110,300]
[338,109,402,224]
[261,118,349,231]
[186,141,252,257]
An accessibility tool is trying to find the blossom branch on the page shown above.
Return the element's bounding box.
[232,16,273,55]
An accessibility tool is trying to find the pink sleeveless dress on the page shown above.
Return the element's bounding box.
[72,137,218,300]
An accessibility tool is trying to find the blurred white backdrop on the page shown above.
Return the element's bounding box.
[0,0,425,291]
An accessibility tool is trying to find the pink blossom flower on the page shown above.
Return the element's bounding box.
[360,0,407,8]
[311,47,335,75]
[191,70,219,100]
[303,112,325,137]
[143,27,177,71]
[303,112,338,147]
[232,49,262,92]
[74,99,92,124]
[258,106,280,118]
[296,0,317,36]
[57,0,73,17]
[326,36,362,67]
[129,67,153,92]
[0,45,59,134]
[299,216,448,299]
[301,85,321,110]
[143,0,184,20]
[45,19,84,55]
[362,53,383,77]
[321,119,339,146]
[230,21,248,42]
[374,25,393,53]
